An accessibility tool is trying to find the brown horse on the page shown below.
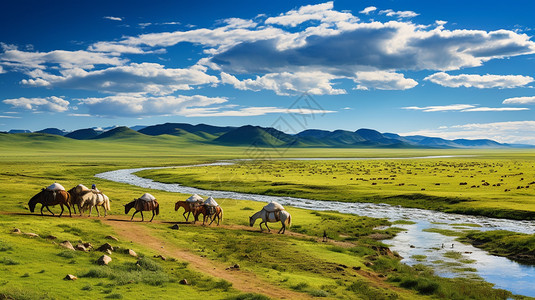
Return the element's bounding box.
[125,199,159,222]
[28,188,73,217]
[174,201,202,222]
[193,205,223,225]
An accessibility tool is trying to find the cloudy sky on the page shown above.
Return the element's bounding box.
[1,0,534,144]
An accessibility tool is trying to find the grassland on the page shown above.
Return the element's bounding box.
[137,154,535,220]
[0,133,530,299]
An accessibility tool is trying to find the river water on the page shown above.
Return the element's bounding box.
[96,159,535,297]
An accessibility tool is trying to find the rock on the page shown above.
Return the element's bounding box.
[233,264,240,269]
[128,249,138,257]
[170,224,179,230]
[23,232,39,238]
[83,242,93,249]
[179,279,188,285]
[60,241,75,251]
[97,255,112,265]
[11,228,21,234]
[46,235,57,240]
[364,262,374,267]
[105,249,112,255]
[96,243,114,252]
[105,235,119,241]
[75,244,87,252]
[64,274,77,280]
[154,254,166,261]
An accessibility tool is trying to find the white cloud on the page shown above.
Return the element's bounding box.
[402,121,535,144]
[359,7,377,15]
[352,71,418,90]
[104,16,122,21]
[3,96,70,112]
[0,48,124,70]
[0,65,4,74]
[87,42,148,54]
[265,1,358,27]
[79,94,228,117]
[0,115,21,119]
[21,63,219,95]
[403,104,475,112]
[402,104,529,112]
[503,96,535,105]
[425,72,534,88]
[379,9,419,18]
[221,71,346,95]
[221,18,257,29]
[185,106,336,117]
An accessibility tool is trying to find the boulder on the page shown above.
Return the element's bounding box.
[128,249,138,257]
[23,232,39,238]
[60,241,75,251]
[96,243,114,252]
[105,235,118,241]
[97,255,112,265]
[75,244,87,252]
[179,279,188,285]
[64,274,77,280]
[11,228,21,234]
[46,235,57,240]
[83,242,93,249]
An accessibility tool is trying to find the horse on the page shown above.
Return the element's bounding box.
[68,185,110,217]
[125,199,159,222]
[174,200,201,222]
[193,205,223,226]
[28,188,73,217]
[249,209,291,234]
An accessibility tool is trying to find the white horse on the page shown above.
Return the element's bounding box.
[249,209,291,234]
[69,184,110,217]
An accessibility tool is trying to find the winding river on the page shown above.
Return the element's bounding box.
[96,159,535,297]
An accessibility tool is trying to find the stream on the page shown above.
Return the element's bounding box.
[96,159,535,297]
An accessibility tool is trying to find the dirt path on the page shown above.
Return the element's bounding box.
[103,218,312,300]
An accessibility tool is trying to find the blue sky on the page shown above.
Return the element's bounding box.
[1,0,534,143]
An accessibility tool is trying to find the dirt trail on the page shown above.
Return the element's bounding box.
[103,218,312,300]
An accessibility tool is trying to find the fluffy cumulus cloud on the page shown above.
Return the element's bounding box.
[221,71,346,95]
[21,63,218,95]
[503,96,535,104]
[402,104,529,112]
[352,71,418,90]
[379,9,419,19]
[425,72,534,88]
[359,6,377,15]
[3,96,69,112]
[0,47,124,70]
[402,121,535,144]
[265,1,358,27]
[78,94,334,117]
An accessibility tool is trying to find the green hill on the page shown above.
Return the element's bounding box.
[94,126,146,139]
[214,125,295,147]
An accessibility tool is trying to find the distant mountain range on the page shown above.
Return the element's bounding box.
[3,122,534,149]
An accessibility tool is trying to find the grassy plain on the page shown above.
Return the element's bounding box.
[0,133,529,299]
[138,154,535,219]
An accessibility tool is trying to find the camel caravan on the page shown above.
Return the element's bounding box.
[29,184,292,233]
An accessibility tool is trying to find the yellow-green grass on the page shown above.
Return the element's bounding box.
[0,137,526,299]
[137,155,535,219]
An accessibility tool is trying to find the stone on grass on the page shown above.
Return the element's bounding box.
[179,279,188,285]
[97,255,112,265]
[105,235,118,241]
[64,274,77,280]
[23,232,39,238]
[11,228,21,234]
[128,249,138,257]
[60,241,75,251]
[83,242,93,249]
[75,244,87,252]
[96,243,114,252]
[171,224,179,230]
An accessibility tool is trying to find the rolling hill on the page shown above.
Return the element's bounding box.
[6,122,534,149]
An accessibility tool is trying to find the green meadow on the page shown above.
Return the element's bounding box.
[138,154,535,219]
[0,133,531,299]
